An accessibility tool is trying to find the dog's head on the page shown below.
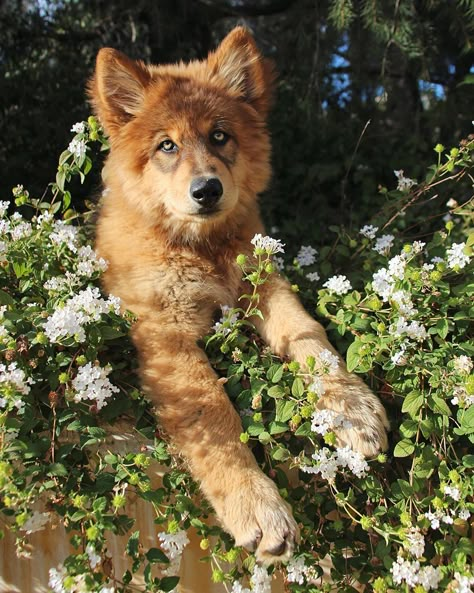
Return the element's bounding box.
[89,27,274,242]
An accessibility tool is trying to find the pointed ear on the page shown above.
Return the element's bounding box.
[88,48,151,135]
[209,27,275,117]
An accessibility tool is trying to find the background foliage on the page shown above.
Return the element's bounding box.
[1,2,474,593]
[1,0,473,243]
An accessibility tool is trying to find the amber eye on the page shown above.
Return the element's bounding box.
[158,139,177,153]
[210,130,229,146]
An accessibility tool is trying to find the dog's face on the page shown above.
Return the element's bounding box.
[90,28,274,240]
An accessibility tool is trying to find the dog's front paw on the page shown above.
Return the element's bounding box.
[217,470,298,565]
[320,378,389,457]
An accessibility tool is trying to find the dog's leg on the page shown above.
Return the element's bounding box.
[132,316,298,565]
[254,276,389,456]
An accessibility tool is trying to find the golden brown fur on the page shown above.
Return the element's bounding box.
[90,27,389,565]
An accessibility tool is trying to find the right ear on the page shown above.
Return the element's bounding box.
[88,48,151,135]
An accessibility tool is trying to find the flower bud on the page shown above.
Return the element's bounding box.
[434,143,445,153]
[236,254,247,266]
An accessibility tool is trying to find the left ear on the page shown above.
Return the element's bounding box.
[209,27,275,117]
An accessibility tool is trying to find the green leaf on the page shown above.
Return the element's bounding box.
[393,439,415,458]
[268,420,288,435]
[47,463,68,476]
[267,364,284,383]
[275,400,296,423]
[126,531,140,558]
[460,406,474,433]
[429,395,451,416]
[291,377,305,397]
[271,446,290,461]
[346,338,362,372]
[294,421,312,436]
[402,391,424,417]
[146,547,169,564]
[434,318,449,339]
[267,385,286,399]
[0,290,15,305]
[160,576,180,592]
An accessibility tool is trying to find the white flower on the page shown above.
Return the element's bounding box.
[424,511,441,530]
[323,275,352,295]
[319,349,340,371]
[158,530,190,576]
[310,409,351,436]
[273,256,285,272]
[296,245,318,266]
[77,245,108,276]
[301,446,368,481]
[431,256,444,264]
[447,242,470,269]
[453,572,474,593]
[68,138,87,160]
[48,566,67,593]
[411,241,426,254]
[0,361,34,399]
[387,255,407,280]
[230,582,251,593]
[335,446,369,478]
[44,287,121,343]
[392,317,427,342]
[453,355,473,375]
[99,588,115,593]
[71,121,86,134]
[391,290,416,317]
[442,514,454,524]
[251,233,285,255]
[306,271,320,282]
[72,363,119,410]
[372,267,394,301]
[50,220,79,252]
[86,544,101,569]
[405,526,425,558]
[418,566,443,591]
[391,345,408,366]
[360,225,378,240]
[212,305,239,336]
[286,556,308,584]
[444,485,461,501]
[251,565,272,593]
[391,556,420,588]
[0,201,9,217]
[373,234,395,255]
[458,508,470,520]
[10,221,32,241]
[308,376,325,397]
[394,170,417,191]
[22,511,51,534]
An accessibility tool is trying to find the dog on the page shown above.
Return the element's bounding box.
[89,26,389,566]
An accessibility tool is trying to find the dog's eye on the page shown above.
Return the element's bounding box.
[158,139,178,153]
[210,131,229,146]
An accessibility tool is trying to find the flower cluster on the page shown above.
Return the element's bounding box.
[44,287,121,343]
[158,530,190,576]
[323,274,352,295]
[71,363,119,410]
[301,446,369,481]
[391,556,442,591]
[296,245,318,266]
[251,233,285,255]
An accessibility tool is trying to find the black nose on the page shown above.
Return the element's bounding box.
[190,177,223,209]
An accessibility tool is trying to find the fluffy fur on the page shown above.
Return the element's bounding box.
[90,27,389,565]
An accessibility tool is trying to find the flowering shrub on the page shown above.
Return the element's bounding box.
[0,122,473,593]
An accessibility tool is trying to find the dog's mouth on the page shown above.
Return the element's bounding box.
[195,205,221,217]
